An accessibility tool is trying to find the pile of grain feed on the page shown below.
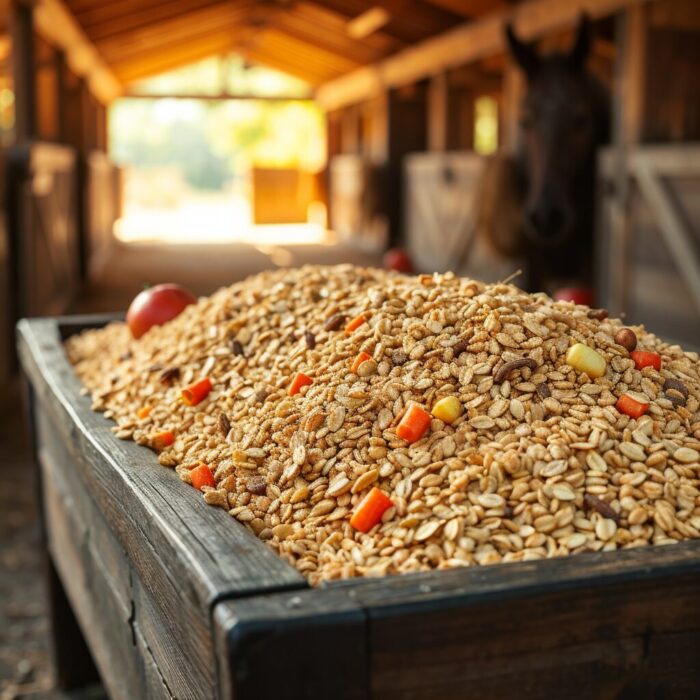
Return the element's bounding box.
[66,265,700,585]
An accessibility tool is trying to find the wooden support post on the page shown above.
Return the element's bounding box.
[340,105,360,154]
[11,1,36,141]
[617,4,647,147]
[363,92,388,164]
[56,50,67,143]
[96,102,107,152]
[427,73,448,152]
[502,63,524,153]
[603,4,649,316]
[80,82,95,154]
[387,83,428,246]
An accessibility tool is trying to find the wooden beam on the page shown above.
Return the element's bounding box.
[316,0,652,111]
[347,7,390,39]
[311,0,459,43]
[79,0,243,42]
[423,0,507,19]
[501,62,524,151]
[271,9,388,65]
[427,72,447,151]
[112,31,251,84]
[296,1,402,54]
[241,46,332,86]
[11,1,35,140]
[122,92,312,101]
[94,4,252,60]
[0,0,8,34]
[32,0,122,103]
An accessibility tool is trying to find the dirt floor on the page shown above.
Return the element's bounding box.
[0,382,106,699]
[0,381,51,698]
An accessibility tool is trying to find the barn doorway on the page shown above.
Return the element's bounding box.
[109,55,328,246]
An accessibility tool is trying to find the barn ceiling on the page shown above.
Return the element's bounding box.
[61,0,523,86]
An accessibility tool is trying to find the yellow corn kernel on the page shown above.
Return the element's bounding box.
[566,343,606,378]
[431,396,463,424]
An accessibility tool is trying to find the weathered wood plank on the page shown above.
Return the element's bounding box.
[18,316,306,610]
[38,405,198,698]
[21,313,700,699]
[41,442,173,698]
[213,588,368,699]
[330,545,700,699]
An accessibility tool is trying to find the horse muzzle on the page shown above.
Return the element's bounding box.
[524,201,574,247]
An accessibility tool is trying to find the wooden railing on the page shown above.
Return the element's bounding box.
[81,150,120,276]
[598,143,700,349]
[7,142,80,320]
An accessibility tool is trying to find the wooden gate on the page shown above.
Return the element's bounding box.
[598,144,700,348]
[329,154,387,249]
[82,150,120,276]
[404,151,519,281]
[7,142,79,320]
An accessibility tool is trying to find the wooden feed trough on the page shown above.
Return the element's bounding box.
[18,315,700,699]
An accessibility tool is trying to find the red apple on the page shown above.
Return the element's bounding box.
[383,248,414,274]
[553,287,594,307]
[127,283,197,339]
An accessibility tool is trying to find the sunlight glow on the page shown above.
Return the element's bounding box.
[113,190,331,246]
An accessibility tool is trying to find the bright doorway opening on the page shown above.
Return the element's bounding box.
[109,56,329,246]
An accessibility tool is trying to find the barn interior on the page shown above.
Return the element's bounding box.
[1,0,699,693]
[2,0,700,387]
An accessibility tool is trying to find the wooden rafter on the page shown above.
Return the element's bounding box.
[110,29,253,83]
[32,0,121,102]
[295,1,403,54]
[94,3,255,60]
[423,0,508,19]
[76,0,241,42]
[316,0,653,110]
[311,0,464,43]
[268,7,392,65]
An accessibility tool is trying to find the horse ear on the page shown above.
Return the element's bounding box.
[505,23,539,78]
[569,13,591,68]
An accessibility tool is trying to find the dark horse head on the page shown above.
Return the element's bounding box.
[506,16,609,253]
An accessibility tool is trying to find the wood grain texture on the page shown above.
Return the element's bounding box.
[335,544,700,699]
[213,541,700,699]
[39,406,193,698]
[18,316,306,699]
[18,316,306,605]
[20,314,700,700]
[214,588,368,700]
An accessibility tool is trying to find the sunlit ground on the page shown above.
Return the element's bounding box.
[114,189,332,247]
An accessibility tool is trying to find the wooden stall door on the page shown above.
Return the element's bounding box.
[82,150,120,276]
[404,151,520,281]
[598,144,700,348]
[7,142,79,320]
[329,154,387,249]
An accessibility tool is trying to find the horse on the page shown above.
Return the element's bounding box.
[478,16,609,295]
